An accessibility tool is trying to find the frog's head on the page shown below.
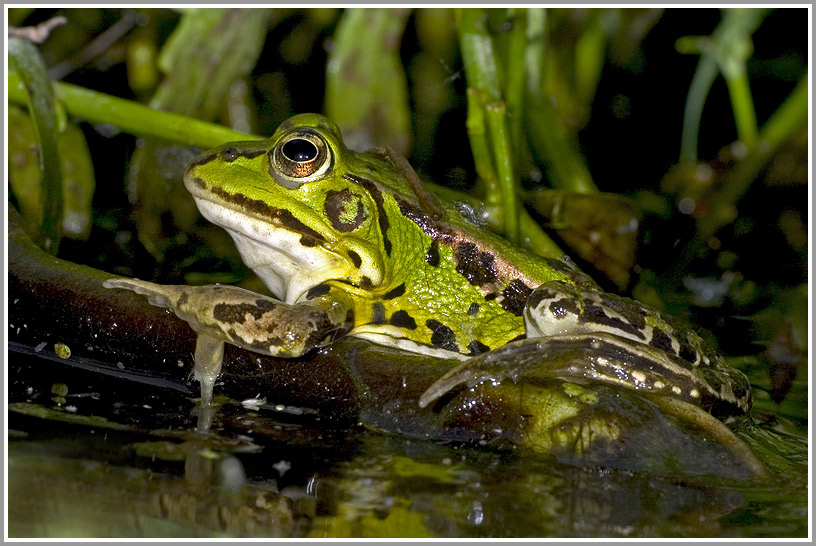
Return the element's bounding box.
[184,114,398,303]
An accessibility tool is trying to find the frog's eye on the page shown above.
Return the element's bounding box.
[270,130,333,188]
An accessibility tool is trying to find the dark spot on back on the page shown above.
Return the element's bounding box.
[501,280,533,316]
[176,292,188,307]
[678,342,698,363]
[390,310,417,330]
[361,276,374,290]
[305,284,331,300]
[426,319,458,352]
[425,240,440,267]
[579,303,646,340]
[456,242,497,286]
[549,297,580,319]
[649,328,675,354]
[381,283,406,300]
[484,293,497,301]
[467,303,480,316]
[468,340,491,355]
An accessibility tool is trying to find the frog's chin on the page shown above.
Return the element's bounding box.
[193,198,340,303]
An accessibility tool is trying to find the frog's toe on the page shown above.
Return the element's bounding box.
[418,341,534,408]
[193,333,225,408]
[418,364,473,408]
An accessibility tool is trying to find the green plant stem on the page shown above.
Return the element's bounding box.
[715,9,769,149]
[8,71,256,148]
[458,8,525,242]
[524,98,598,194]
[695,74,808,244]
[678,8,769,164]
[8,38,63,254]
[573,12,606,111]
[679,53,718,165]
[458,9,501,102]
[524,8,546,97]
[466,88,499,204]
[725,69,758,150]
[326,8,413,154]
[523,9,597,194]
[486,102,519,243]
[502,9,527,156]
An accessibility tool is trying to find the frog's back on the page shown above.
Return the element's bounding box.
[335,164,571,357]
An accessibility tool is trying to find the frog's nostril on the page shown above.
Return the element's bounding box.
[221,147,239,162]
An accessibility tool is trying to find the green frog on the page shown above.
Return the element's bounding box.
[104,114,751,427]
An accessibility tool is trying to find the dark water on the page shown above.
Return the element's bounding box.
[6,351,808,538]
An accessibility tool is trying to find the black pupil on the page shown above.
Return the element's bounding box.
[282,138,318,162]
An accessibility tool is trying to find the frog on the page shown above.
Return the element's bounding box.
[103,114,752,430]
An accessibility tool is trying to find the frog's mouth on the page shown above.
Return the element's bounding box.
[186,172,328,245]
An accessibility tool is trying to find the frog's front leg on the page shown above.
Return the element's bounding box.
[103,278,353,407]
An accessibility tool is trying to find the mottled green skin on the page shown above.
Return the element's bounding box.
[184,114,571,358]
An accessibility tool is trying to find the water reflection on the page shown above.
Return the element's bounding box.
[7,353,807,538]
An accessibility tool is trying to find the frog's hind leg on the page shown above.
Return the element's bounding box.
[419,333,710,410]
[419,332,740,415]
[418,333,765,477]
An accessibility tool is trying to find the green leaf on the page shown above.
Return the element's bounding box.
[9,106,95,240]
[326,8,413,154]
[8,37,63,253]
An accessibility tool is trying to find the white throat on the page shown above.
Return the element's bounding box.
[194,198,339,303]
